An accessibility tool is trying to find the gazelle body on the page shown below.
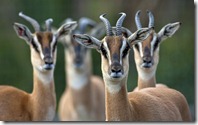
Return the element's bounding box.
[74,13,191,121]
[58,18,105,121]
[0,12,76,121]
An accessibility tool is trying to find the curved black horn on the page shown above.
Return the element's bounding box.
[19,12,40,31]
[78,17,97,33]
[116,12,126,36]
[45,18,53,31]
[99,14,113,36]
[147,10,154,28]
[135,10,142,29]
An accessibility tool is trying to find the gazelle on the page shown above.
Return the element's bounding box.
[0,12,76,121]
[58,17,105,121]
[73,13,191,121]
[132,10,181,90]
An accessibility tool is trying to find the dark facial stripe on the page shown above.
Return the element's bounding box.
[34,32,56,57]
[153,37,160,51]
[105,36,123,64]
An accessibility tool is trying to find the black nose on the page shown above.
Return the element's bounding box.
[143,56,152,63]
[110,62,122,73]
[44,56,53,65]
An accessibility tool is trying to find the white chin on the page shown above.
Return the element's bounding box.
[110,72,123,79]
[39,64,54,72]
[141,63,152,68]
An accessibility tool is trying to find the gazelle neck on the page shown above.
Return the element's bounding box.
[137,66,156,90]
[65,49,92,90]
[104,76,133,121]
[31,67,56,120]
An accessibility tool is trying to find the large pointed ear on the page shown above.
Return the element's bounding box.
[13,23,33,45]
[127,27,152,47]
[55,21,77,38]
[73,34,101,50]
[157,22,181,42]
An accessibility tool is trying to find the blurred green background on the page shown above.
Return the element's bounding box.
[0,0,195,120]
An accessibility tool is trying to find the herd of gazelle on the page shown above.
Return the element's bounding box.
[0,10,191,121]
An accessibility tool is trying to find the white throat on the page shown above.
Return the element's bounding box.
[67,68,89,90]
[34,68,54,85]
[104,77,126,94]
[65,50,90,90]
[137,67,156,81]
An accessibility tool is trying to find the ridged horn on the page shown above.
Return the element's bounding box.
[45,18,53,31]
[147,10,154,28]
[19,12,40,31]
[99,14,113,36]
[135,10,142,29]
[116,12,126,36]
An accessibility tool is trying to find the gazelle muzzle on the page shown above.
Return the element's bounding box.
[109,62,123,78]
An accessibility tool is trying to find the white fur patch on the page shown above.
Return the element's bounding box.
[120,39,127,65]
[138,68,155,81]
[103,41,111,65]
[106,81,121,94]
[36,69,54,85]
[138,42,143,57]
[33,36,45,59]
[67,68,88,90]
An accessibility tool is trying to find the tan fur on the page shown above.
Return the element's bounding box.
[36,32,53,48]
[106,36,122,57]
[58,49,105,121]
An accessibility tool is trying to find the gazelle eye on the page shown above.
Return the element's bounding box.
[153,38,159,51]
[31,41,39,53]
[134,44,139,52]
[52,41,57,52]
[122,45,130,58]
[100,45,108,59]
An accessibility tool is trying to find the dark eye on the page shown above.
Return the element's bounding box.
[134,44,139,52]
[52,41,57,52]
[122,45,130,58]
[153,38,159,51]
[100,45,108,59]
[31,40,39,53]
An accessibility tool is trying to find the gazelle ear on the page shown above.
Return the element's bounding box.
[55,21,77,38]
[157,22,181,42]
[13,23,33,45]
[127,27,152,47]
[73,34,101,50]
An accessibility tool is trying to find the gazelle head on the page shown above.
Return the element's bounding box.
[13,12,77,72]
[60,18,105,70]
[133,10,181,72]
[73,13,152,82]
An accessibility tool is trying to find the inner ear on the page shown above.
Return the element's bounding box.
[13,23,33,45]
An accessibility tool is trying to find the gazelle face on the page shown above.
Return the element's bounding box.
[133,31,159,70]
[63,34,88,69]
[100,36,130,80]
[73,13,152,83]
[13,12,77,72]
[134,10,181,72]
[31,32,57,71]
